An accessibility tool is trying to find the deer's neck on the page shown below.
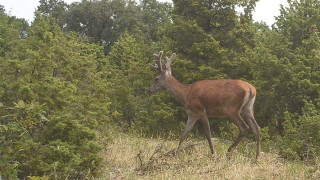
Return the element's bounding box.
[165,74,191,105]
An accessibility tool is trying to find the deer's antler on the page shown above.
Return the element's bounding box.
[150,51,163,73]
[150,51,176,73]
[165,53,176,73]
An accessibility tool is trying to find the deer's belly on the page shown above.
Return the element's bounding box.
[206,107,227,117]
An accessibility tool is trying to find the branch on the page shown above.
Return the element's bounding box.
[136,140,201,174]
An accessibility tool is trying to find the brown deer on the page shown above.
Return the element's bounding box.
[149,51,261,159]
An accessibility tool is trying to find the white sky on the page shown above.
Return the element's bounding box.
[1,0,288,26]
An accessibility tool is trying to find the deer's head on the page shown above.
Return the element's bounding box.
[148,51,176,95]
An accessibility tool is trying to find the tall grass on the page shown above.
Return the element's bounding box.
[102,133,320,179]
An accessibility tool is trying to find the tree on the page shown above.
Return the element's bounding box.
[172,0,258,48]
[63,0,172,54]
[139,0,172,42]
[37,0,68,27]
[64,0,142,53]
[275,0,320,49]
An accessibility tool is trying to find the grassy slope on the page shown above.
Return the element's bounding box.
[102,133,320,179]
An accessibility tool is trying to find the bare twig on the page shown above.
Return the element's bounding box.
[136,151,143,169]
[315,31,320,43]
[136,141,201,174]
[199,165,229,175]
[145,138,167,171]
[160,143,201,158]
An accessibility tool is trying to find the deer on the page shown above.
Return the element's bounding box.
[148,51,261,160]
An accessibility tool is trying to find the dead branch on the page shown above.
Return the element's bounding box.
[136,141,201,174]
[145,138,167,171]
[136,151,143,169]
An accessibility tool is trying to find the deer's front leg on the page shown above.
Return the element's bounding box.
[199,115,217,157]
[176,114,198,153]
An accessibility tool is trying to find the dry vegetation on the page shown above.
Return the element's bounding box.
[102,133,320,180]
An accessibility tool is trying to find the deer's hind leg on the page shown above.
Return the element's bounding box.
[242,97,261,160]
[227,111,250,158]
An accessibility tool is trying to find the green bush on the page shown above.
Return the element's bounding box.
[0,14,110,179]
[280,102,320,160]
[0,101,103,179]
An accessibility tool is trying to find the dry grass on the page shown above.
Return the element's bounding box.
[101,133,320,180]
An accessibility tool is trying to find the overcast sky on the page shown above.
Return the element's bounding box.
[1,0,288,26]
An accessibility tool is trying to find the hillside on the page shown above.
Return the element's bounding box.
[103,134,320,179]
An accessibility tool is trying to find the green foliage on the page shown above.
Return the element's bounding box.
[37,0,68,27]
[280,101,320,159]
[63,0,172,53]
[172,0,258,49]
[107,33,150,126]
[0,101,102,179]
[0,13,110,179]
[275,0,320,49]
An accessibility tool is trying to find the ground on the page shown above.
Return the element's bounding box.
[101,133,320,179]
